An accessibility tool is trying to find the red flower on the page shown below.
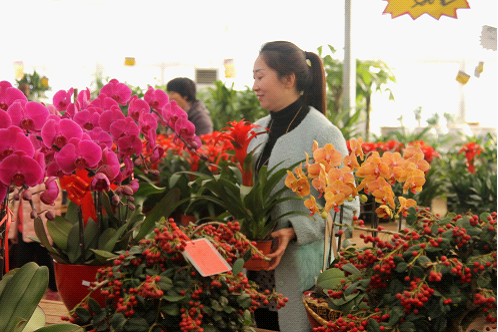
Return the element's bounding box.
[223,120,263,186]
[459,142,483,174]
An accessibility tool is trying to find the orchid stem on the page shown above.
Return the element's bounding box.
[78,206,85,263]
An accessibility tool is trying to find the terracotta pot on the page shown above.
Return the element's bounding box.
[180,214,196,226]
[243,240,272,271]
[54,261,109,311]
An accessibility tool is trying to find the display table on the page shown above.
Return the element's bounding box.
[39,299,278,331]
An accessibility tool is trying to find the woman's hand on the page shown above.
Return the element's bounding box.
[265,227,296,270]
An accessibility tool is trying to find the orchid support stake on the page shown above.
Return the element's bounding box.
[327,211,338,268]
[78,207,85,262]
[0,196,7,279]
[337,206,344,251]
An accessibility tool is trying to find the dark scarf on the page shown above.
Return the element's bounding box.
[255,98,309,172]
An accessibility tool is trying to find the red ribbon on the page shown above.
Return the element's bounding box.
[59,169,97,225]
[0,208,13,274]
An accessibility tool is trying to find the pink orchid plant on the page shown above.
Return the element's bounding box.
[0,78,200,270]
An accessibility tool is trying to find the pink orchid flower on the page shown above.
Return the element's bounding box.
[77,88,91,110]
[8,100,49,132]
[110,117,140,140]
[117,134,142,157]
[55,138,102,174]
[0,110,12,129]
[161,101,187,128]
[0,152,44,187]
[53,88,74,112]
[87,127,113,150]
[98,147,121,182]
[99,105,126,133]
[64,102,80,119]
[73,106,101,130]
[90,93,119,112]
[100,79,132,105]
[0,183,7,202]
[144,86,169,111]
[128,95,150,122]
[0,126,35,161]
[0,81,27,111]
[46,160,64,178]
[175,117,196,140]
[139,112,157,136]
[41,118,83,149]
[150,145,165,164]
[91,173,111,192]
[40,176,59,205]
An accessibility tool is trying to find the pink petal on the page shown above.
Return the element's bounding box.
[77,139,102,169]
[99,106,125,133]
[100,79,132,105]
[0,153,43,187]
[0,111,12,129]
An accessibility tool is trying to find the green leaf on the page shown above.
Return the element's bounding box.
[134,189,180,241]
[66,218,99,264]
[368,318,380,332]
[33,324,84,332]
[47,216,73,252]
[388,305,404,325]
[75,307,91,323]
[109,313,126,329]
[341,263,361,276]
[162,295,184,302]
[399,321,417,332]
[232,258,244,275]
[33,216,68,263]
[0,262,48,332]
[395,262,408,273]
[162,303,179,316]
[317,268,346,290]
[157,276,174,291]
[123,317,149,332]
[477,274,492,288]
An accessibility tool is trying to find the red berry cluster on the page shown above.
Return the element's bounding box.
[64,218,287,331]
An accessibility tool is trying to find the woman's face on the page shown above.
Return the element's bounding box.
[167,91,189,110]
[252,55,294,112]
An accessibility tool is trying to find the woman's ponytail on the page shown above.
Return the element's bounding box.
[304,51,327,116]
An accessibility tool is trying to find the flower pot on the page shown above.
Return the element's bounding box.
[54,261,110,311]
[180,214,196,226]
[243,240,272,271]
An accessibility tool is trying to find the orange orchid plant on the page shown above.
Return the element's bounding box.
[285,137,429,269]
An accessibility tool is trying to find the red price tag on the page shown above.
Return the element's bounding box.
[183,238,232,277]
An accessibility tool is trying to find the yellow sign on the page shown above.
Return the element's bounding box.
[224,58,236,78]
[383,0,470,20]
[124,57,136,66]
[456,70,470,84]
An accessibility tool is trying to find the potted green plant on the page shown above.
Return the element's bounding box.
[0,261,83,332]
[63,218,288,332]
[177,120,307,270]
[285,138,497,331]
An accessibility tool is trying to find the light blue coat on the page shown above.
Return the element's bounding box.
[248,107,360,332]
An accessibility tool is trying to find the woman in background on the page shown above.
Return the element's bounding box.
[248,41,360,332]
[166,77,213,136]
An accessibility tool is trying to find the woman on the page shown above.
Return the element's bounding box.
[166,77,213,136]
[248,41,360,331]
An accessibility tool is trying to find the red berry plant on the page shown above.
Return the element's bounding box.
[63,218,286,332]
[286,138,497,332]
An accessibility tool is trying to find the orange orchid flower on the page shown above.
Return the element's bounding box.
[349,137,364,161]
[343,152,361,171]
[285,170,311,198]
[305,152,322,179]
[327,167,357,197]
[376,204,393,219]
[311,169,328,195]
[356,152,390,181]
[313,143,343,168]
[304,195,320,216]
[403,167,426,194]
[397,197,417,217]
[405,152,430,174]
[323,180,353,212]
[371,182,395,208]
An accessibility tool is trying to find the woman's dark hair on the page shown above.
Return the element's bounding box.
[166,77,197,103]
[259,41,327,115]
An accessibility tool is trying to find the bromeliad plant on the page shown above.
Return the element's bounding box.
[0,79,200,267]
[178,120,305,241]
[64,218,287,332]
[285,138,497,332]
